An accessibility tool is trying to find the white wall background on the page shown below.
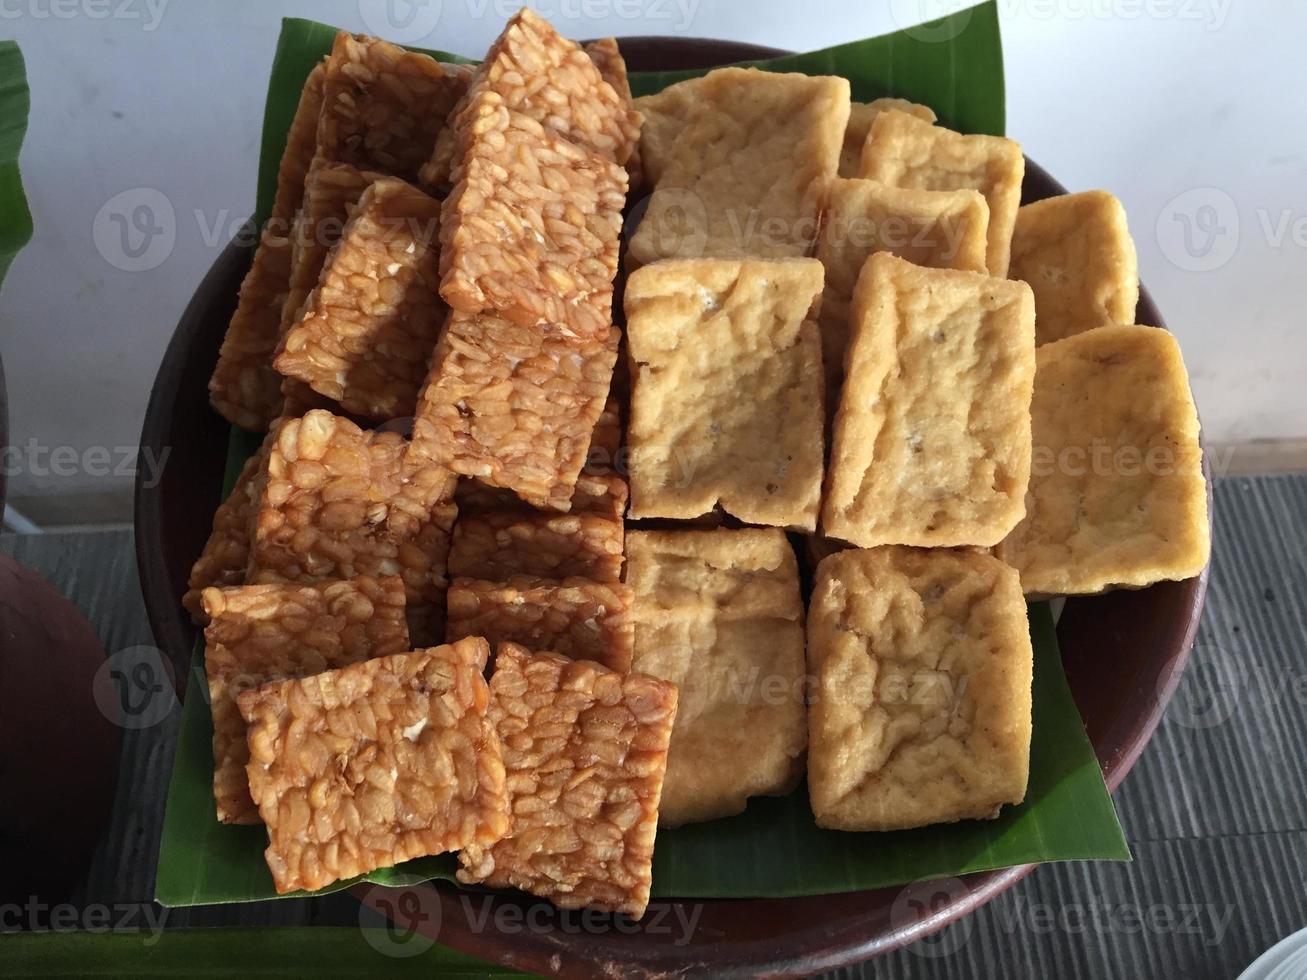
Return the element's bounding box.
[1,0,1300,517]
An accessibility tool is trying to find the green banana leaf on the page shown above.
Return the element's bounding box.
[0,929,517,978]
[158,1,1129,909]
[0,40,33,288]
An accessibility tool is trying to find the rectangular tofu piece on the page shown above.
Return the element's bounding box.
[248,412,457,641]
[421,9,639,191]
[860,110,1024,277]
[996,324,1209,595]
[448,509,624,584]
[1008,190,1139,345]
[446,576,634,673]
[457,644,676,917]
[410,311,619,512]
[626,257,826,530]
[838,98,936,178]
[627,529,807,827]
[437,94,627,339]
[823,253,1035,548]
[208,65,325,432]
[317,32,470,182]
[807,547,1033,830]
[630,68,849,262]
[275,178,445,421]
[200,576,410,825]
[815,177,990,399]
[238,639,510,894]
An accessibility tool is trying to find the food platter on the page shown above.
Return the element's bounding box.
[134,34,1210,978]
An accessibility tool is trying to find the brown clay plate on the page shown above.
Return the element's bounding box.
[134,36,1211,977]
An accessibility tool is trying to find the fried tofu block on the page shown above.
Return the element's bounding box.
[1008,190,1139,345]
[996,325,1209,595]
[815,177,990,399]
[275,179,445,421]
[860,110,1024,277]
[182,428,275,624]
[200,577,410,824]
[317,32,470,182]
[627,529,806,827]
[807,547,1033,830]
[626,258,826,530]
[238,640,510,894]
[448,509,624,584]
[208,66,325,431]
[421,9,639,190]
[248,412,457,633]
[410,311,619,512]
[630,68,849,262]
[823,253,1035,548]
[438,95,627,339]
[446,576,634,672]
[838,97,937,178]
[457,644,676,917]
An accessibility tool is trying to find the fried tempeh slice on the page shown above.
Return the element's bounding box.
[208,65,325,431]
[317,32,471,182]
[814,177,990,400]
[823,253,1035,549]
[200,576,410,825]
[584,36,643,186]
[859,109,1024,277]
[410,312,619,512]
[457,644,676,917]
[437,95,627,339]
[239,639,510,894]
[630,68,849,262]
[421,9,639,191]
[838,97,936,178]
[448,509,624,584]
[248,411,457,639]
[627,529,807,827]
[275,178,445,420]
[996,324,1209,595]
[626,257,826,530]
[1008,190,1139,345]
[182,430,275,624]
[446,576,634,673]
[807,546,1033,831]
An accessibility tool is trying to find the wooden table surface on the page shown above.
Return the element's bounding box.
[4,473,1305,978]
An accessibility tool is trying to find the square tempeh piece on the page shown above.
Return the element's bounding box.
[446,576,634,673]
[208,227,295,432]
[249,412,457,621]
[275,178,445,420]
[183,430,274,624]
[626,257,825,530]
[630,68,848,262]
[1008,190,1139,345]
[238,639,510,894]
[815,177,990,400]
[208,66,325,431]
[421,10,639,191]
[410,311,618,512]
[807,546,1033,831]
[457,644,676,917]
[317,32,470,182]
[996,324,1209,595]
[456,471,628,522]
[200,576,410,825]
[860,110,1024,277]
[627,529,807,827]
[823,253,1035,549]
[438,96,627,339]
[838,98,936,178]
[448,509,623,584]
[584,37,642,186]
